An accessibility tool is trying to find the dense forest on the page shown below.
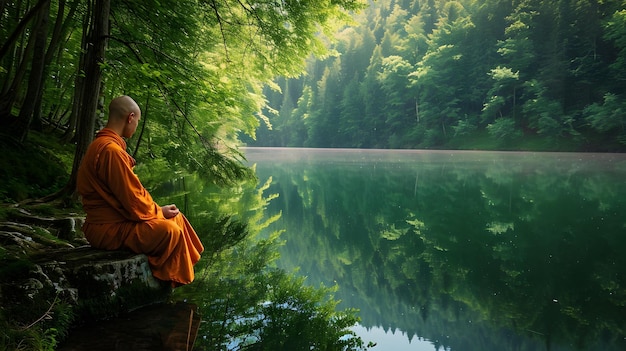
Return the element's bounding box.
[249,0,626,151]
[3,0,626,348]
[0,1,373,350]
[0,0,364,202]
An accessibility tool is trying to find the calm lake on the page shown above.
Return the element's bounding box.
[243,147,626,351]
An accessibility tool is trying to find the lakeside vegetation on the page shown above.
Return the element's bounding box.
[0,131,370,350]
[1,0,369,349]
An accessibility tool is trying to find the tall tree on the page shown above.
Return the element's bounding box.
[64,0,111,197]
[16,0,51,142]
[0,0,52,127]
[362,45,387,148]
[306,63,343,147]
[377,55,414,147]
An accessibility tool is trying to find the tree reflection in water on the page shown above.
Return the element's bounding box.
[244,148,626,351]
[149,171,371,351]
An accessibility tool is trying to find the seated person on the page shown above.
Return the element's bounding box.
[77,95,204,287]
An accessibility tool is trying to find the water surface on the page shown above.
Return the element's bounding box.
[244,147,626,351]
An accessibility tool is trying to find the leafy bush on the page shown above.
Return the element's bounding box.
[487,118,522,141]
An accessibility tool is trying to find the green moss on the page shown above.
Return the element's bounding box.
[31,226,67,246]
[0,205,11,221]
[17,201,83,218]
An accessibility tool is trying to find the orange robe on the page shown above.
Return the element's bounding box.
[77,128,204,286]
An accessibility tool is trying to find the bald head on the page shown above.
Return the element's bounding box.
[106,95,142,138]
[109,95,140,121]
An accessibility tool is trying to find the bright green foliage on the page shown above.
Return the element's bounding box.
[0,0,366,188]
[0,1,371,348]
[603,9,626,90]
[584,93,626,144]
[307,64,343,147]
[378,55,414,147]
[521,79,575,138]
[253,0,626,151]
[483,66,519,120]
[486,117,521,141]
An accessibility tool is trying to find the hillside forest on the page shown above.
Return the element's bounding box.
[248,0,626,151]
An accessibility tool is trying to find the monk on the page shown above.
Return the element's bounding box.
[77,95,204,287]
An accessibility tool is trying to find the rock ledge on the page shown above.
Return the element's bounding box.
[1,210,170,330]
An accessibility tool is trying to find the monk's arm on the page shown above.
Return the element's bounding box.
[100,148,165,221]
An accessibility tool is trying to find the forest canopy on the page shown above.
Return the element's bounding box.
[249,0,626,152]
[0,0,364,198]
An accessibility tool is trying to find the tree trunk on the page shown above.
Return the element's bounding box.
[0,0,51,61]
[0,1,35,124]
[31,0,68,132]
[132,96,150,158]
[17,0,50,142]
[0,0,22,97]
[0,19,36,127]
[63,0,93,144]
[63,40,87,142]
[64,0,111,197]
[32,0,80,132]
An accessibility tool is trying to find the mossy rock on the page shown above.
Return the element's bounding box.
[0,208,172,350]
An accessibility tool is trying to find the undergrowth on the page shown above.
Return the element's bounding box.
[1,129,74,203]
[0,299,74,351]
[0,129,77,350]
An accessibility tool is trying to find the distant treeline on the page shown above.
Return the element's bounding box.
[249,0,626,151]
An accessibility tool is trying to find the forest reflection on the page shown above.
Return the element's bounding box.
[150,161,367,350]
[245,148,626,351]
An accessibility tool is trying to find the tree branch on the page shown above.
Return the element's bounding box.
[0,0,51,61]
